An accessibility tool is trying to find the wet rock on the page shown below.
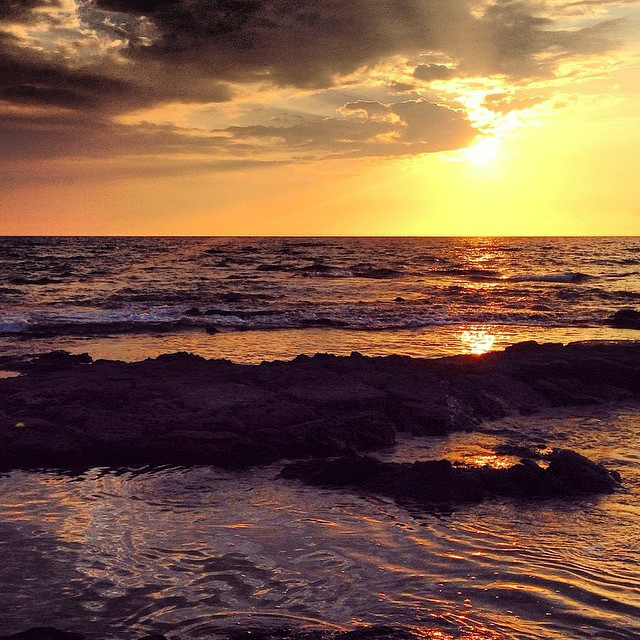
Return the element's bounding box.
[281,450,621,506]
[607,308,640,329]
[504,340,563,355]
[1,342,639,471]
[493,443,545,459]
[393,296,405,302]
[11,351,93,373]
[546,448,622,493]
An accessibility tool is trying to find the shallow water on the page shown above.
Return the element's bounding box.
[2,324,640,366]
[1,406,639,640]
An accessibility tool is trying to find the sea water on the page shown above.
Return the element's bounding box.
[1,236,639,362]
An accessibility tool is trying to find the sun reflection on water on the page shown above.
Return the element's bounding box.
[460,329,497,355]
[459,454,513,470]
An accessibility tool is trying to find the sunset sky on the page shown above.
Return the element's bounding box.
[1,0,639,235]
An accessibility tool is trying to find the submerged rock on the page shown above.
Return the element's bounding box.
[0,351,93,373]
[607,308,640,329]
[184,307,202,316]
[280,449,621,506]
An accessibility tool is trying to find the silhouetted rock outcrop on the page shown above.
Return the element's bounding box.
[0,341,639,471]
[607,308,640,329]
[280,449,621,505]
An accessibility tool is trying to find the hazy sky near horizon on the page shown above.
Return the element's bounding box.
[1,0,639,235]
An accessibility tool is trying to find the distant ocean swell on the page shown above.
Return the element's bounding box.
[1,237,639,344]
[0,306,619,337]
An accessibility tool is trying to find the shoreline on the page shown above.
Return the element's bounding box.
[1,324,639,369]
[1,340,638,475]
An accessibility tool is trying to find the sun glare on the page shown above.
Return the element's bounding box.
[462,137,502,165]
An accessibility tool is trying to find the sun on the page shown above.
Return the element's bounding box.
[462,136,502,165]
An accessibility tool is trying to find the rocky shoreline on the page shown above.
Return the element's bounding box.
[0,340,638,474]
[1,342,638,640]
[280,448,621,505]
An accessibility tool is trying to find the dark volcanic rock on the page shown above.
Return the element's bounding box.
[0,351,92,373]
[280,449,621,506]
[0,342,639,471]
[493,443,546,459]
[546,448,622,492]
[607,308,640,329]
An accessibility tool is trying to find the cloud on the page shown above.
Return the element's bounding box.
[413,64,454,82]
[342,99,475,150]
[91,0,633,86]
[0,0,61,22]
[93,0,471,88]
[0,0,637,172]
[0,2,232,116]
[455,1,627,77]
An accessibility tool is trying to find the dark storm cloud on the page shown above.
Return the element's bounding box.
[93,0,474,87]
[0,39,143,111]
[92,0,627,85]
[1,0,629,112]
[0,32,232,117]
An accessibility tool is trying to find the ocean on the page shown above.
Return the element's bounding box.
[1,237,639,640]
[1,236,640,364]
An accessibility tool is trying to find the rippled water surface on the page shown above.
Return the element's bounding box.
[2,236,640,363]
[1,406,639,640]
